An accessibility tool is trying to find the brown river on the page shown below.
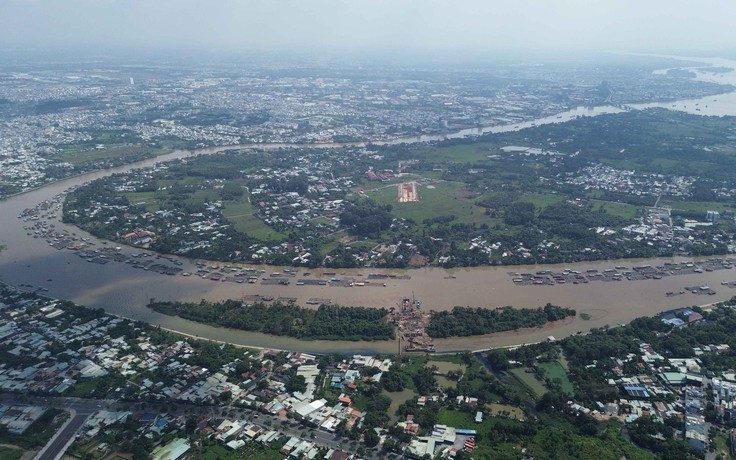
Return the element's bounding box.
[2,145,735,355]
[2,55,736,354]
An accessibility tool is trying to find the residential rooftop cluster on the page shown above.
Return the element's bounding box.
[0,284,408,457]
[0,283,532,459]
[1,56,730,196]
[0,295,118,394]
[562,163,695,198]
[74,407,361,460]
[566,306,733,452]
[622,206,736,255]
[0,404,46,435]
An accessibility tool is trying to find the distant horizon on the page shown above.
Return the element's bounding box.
[1,46,734,68]
[1,0,735,60]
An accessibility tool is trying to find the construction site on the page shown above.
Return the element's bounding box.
[397,181,419,203]
[389,295,435,353]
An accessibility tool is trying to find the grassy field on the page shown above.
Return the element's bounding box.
[157,177,204,188]
[591,200,640,220]
[510,368,547,397]
[221,195,284,241]
[538,361,575,396]
[428,360,467,374]
[426,354,467,365]
[649,157,685,170]
[0,446,22,460]
[429,361,466,389]
[401,356,432,379]
[68,377,108,397]
[124,188,285,241]
[559,353,571,372]
[319,239,342,257]
[436,375,458,389]
[344,240,378,251]
[198,443,283,460]
[185,189,219,208]
[486,403,526,421]
[418,170,445,180]
[309,216,334,226]
[662,199,735,214]
[438,408,527,441]
[438,408,479,429]
[518,192,565,210]
[367,181,488,225]
[124,191,162,212]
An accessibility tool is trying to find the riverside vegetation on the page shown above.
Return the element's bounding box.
[148,300,394,341]
[427,303,576,338]
[148,299,576,341]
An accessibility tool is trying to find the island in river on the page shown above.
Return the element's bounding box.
[3,55,736,352]
[3,168,736,354]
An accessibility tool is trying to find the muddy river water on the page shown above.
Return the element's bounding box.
[2,56,736,354]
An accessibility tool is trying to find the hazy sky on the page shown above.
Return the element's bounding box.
[1,0,734,55]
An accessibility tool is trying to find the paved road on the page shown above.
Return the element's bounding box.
[0,395,110,460]
[34,411,91,460]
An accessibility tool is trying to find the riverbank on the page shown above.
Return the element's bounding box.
[4,227,736,354]
[2,55,736,353]
[4,157,736,353]
[18,186,736,308]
